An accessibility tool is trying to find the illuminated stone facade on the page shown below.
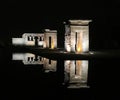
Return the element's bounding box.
[12,29,57,49]
[64,60,88,88]
[12,53,57,72]
[43,29,57,49]
[65,20,92,53]
[22,33,44,46]
[12,19,92,88]
[63,20,92,88]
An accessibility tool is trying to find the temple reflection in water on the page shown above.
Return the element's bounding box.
[12,53,57,73]
[12,53,89,88]
[12,19,92,88]
[64,60,88,88]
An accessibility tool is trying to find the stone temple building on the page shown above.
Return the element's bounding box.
[12,29,57,49]
[64,20,92,53]
[12,19,92,88]
[64,20,92,88]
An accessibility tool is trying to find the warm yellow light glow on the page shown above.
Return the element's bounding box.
[77,32,82,53]
[76,60,82,76]
[51,38,54,49]
[77,38,82,53]
[77,42,81,52]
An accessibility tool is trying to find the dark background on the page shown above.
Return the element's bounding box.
[0,1,120,99]
[0,0,120,50]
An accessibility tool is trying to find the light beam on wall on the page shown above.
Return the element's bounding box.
[51,38,54,49]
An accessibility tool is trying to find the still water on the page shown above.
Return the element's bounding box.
[1,47,120,99]
[12,53,89,88]
[0,47,98,99]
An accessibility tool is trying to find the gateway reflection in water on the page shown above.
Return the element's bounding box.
[12,53,89,88]
[64,60,89,88]
[12,53,57,73]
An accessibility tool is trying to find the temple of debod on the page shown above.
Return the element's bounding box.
[12,19,92,88]
[12,29,57,49]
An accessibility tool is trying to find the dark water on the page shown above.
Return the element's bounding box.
[0,47,120,99]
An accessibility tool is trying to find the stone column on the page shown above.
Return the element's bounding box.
[45,35,49,48]
[71,32,76,52]
[82,27,89,52]
[70,61,75,82]
[43,34,47,48]
[25,35,28,45]
[53,34,57,48]
[81,60,88,83]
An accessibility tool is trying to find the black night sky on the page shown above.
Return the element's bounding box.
[0,1,120,99]
[0,1,119,50]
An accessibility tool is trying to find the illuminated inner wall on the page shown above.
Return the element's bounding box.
[65,20,92,53]
[65,25,71,52]
[64,60,88,88]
